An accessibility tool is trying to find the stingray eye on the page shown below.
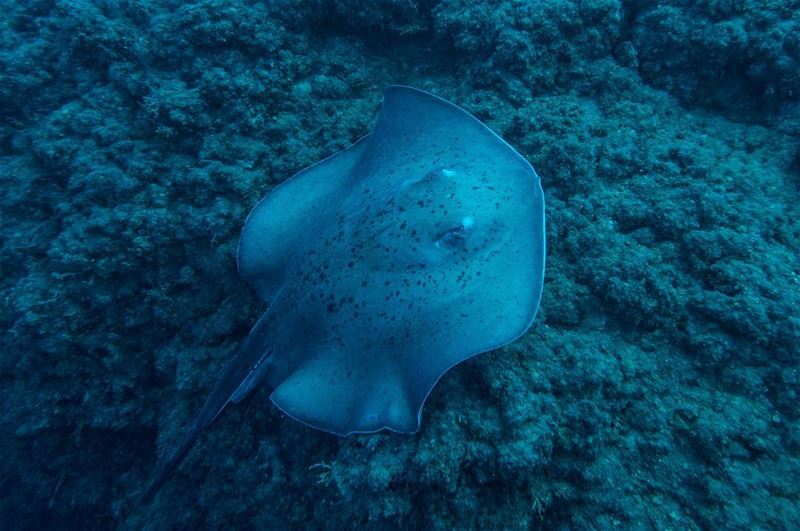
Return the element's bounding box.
[436,223,467,247]
[437,217,474,248]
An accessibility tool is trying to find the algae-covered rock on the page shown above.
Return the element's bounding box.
[631,0,800,114]
[1,0,799,529]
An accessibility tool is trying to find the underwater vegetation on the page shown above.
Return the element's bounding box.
[0,0,798,529]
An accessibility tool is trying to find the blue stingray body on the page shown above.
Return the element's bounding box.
[141,86,545,503]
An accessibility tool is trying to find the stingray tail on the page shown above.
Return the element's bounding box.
[138,422,204,506]
[138,313,276,506]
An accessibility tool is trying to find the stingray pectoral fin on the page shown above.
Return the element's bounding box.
[269,354,417,436]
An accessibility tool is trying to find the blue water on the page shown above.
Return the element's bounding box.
[1,1,798,529]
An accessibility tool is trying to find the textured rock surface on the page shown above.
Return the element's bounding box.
[1,0,798,529]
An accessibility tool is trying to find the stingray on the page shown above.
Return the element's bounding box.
[141,86,545,504]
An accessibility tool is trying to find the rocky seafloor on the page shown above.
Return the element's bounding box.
[1,0,799,529]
